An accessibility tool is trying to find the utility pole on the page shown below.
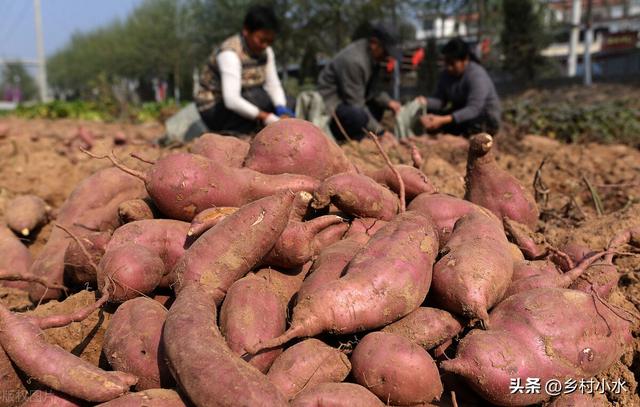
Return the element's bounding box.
[584,0,593,85]
[567,0,582,77]
[34,0,49,102]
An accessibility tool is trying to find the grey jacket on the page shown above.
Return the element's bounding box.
[427,61,501,126]
[317,39,392,131]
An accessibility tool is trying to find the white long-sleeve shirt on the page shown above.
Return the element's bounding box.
[217,47,287,120]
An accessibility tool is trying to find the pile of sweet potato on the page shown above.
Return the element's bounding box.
[0,118,636,407]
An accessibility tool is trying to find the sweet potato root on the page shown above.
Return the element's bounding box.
[431,209,513,322]
[440,288,633,406]
[244,118,354,180]
[367,164,437,201]
[0,225,33,291]
[0,304,137,402]
[248,211,438,354]
[312,173,400,220]
[163,283,288,407]
[464,133,539,229]
[173,192,294,305]
[96,389,187,406]
[4,194,49,236]
[381,307,463,350]
[219,274,287,373]
[64,229,111,286]
[96,151,318,221]
[117,198,157,224]
[29,167,146,302]
[267,339,351,400]
[351,332,443,405]
[289,383,385,407]
[189,132,250,167]
[103,297,172,390]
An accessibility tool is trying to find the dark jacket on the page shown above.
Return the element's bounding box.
[317,39,392,131]
[427,61,501,126]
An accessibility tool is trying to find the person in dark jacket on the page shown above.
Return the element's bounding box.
[195,5,293,134]
[317,23,402,141]
[420,37,501,136]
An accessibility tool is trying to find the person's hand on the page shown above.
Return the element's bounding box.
[388,100,402,115]
[275,105,295,118]
[420,114,452,130]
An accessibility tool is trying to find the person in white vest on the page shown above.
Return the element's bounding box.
[195,5,294,134]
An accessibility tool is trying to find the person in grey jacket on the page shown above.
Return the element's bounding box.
[421,37,501,136]
[317,24,402,141]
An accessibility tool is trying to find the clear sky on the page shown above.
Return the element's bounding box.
[0,0,142,62]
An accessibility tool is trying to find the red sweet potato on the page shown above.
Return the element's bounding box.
[431,209,513,322]
[560,243,620,299]
[96,389,187,407]
[107,152,317,221]
[29,167,146,302]
[289,383,385,407]
[187,206,238,237]
[64,230,112,286]
[381,307,463,350]
[103,297,172,390]
[173,192,294,305]
[105,219,191,288]
[248,211,438,353]
[254,264,312,306]
[312,173,400,220]
[464,133,539,229]
[351,332,443,405]
[0,225,33,291]
[189,132,250,167]
[117,198,157,224]
[219,274,287,373]
[4,195,49,236]
[163,283,288,407]
[267,339,351,400]
[440,288,633,406]
[367,164,437,201]
[20,390,82,407]
[407,193,480,245]
[0,304,137,402]
[244,118,354,180]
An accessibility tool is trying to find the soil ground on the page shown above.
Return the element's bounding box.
[0,89,638,406]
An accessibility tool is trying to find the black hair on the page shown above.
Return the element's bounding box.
[243,5,279,33]
[441,37,479,63]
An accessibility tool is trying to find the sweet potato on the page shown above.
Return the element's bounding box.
[4,195,48,236]
[96,389,186,407]
[464,133,539,229]
[351,332,443,405]
[407,193,480,245]
[262,215,344,269]
[440,288,632,406]
[312,173,400,220]
[367,164,437,201]
[248,211,438,353]
[505,251,607,298]
[20,390,82,407]
[64,230,111,286]
[254,264,312,306]
[431,209,513,322]
[243,118,354,180]
[100,151,318,221]
[0,346,28,406]
[560,243,620,298]
[267,339,351,400]
[289,383,385,407]
[381,307,463,350]
[0,304,137,402]
[189,132,250,167]
[103,297,172,390]
[163,283,288,407]
[219,274,287,373]
[187,206,238,237]
[173,192,294,305]
[0,225,33,291]
[117,198,157,224]
[29,167,146,302]
[105,219,191,288]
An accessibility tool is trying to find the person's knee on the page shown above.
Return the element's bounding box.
[334,104,368,139]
